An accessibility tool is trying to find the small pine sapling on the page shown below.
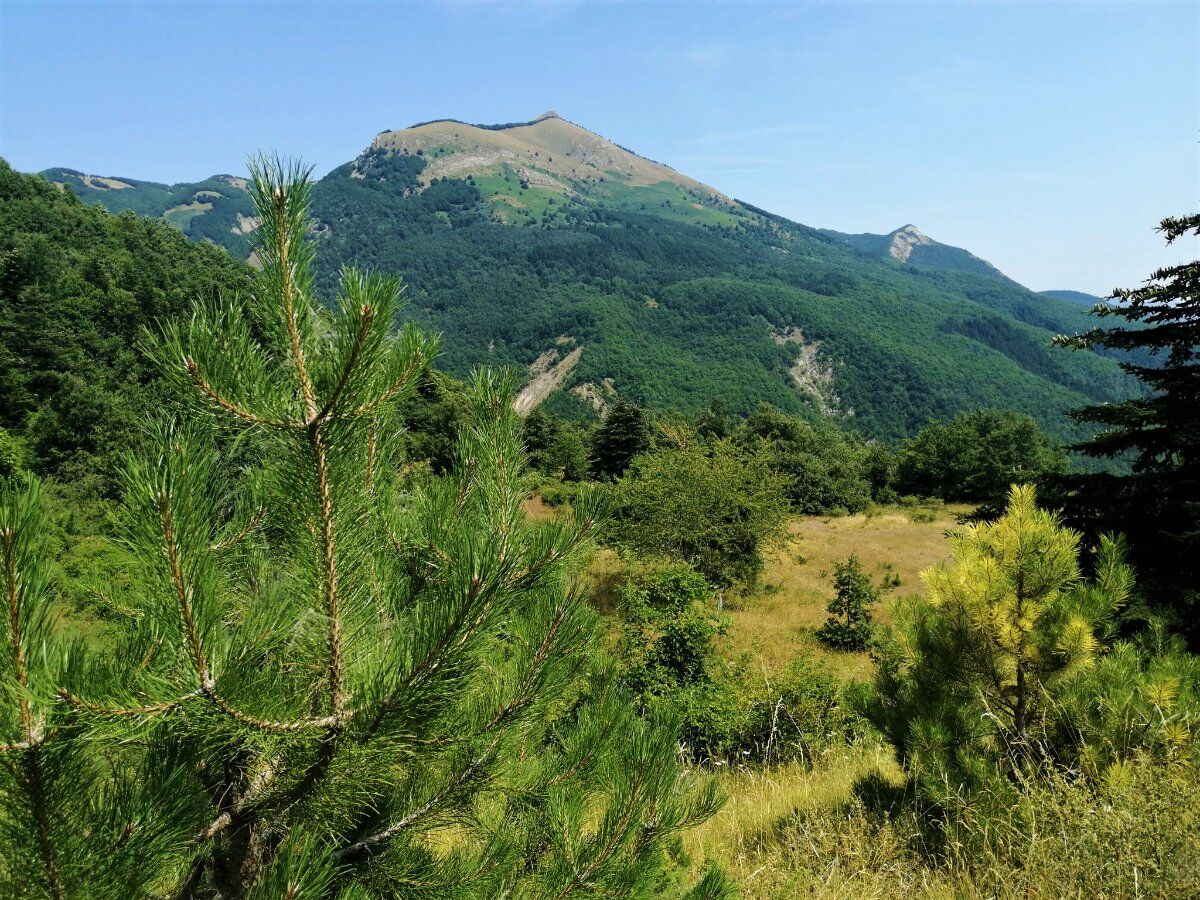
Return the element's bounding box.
[817,555,879,651]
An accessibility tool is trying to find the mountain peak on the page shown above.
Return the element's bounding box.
[887,224,933,261]
[364,113,742,224]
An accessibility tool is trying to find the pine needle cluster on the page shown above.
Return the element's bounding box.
[862,485,1134,799]
[0,157,725,899]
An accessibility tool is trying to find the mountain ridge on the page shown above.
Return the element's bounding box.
[819,223,1018,284]
[33,112,1131,440]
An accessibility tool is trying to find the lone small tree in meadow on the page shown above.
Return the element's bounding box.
[0,158,725,899]
[816,555,878,651]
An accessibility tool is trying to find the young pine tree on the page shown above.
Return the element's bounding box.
[0,158,725,899]
[816,556,878,652]
[863,485,1134,799]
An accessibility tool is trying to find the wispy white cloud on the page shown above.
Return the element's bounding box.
[676,39,736,71]
[684,123,827,146]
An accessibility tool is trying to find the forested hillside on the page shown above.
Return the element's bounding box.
[0,161,252,495]
[818,223,1019,282]
[42,167,257,257]
[37,114,1138,441]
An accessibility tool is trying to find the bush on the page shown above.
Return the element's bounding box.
[677,657,863,765]
[609,439,789,586]
[618,565,728,699]
[523,408,588,481]
[615,566,861,764]
[0,426,25,477]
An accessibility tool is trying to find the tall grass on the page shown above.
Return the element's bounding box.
[689,749,1200,899]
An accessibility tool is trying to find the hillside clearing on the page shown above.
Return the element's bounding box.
[728,503,969,678]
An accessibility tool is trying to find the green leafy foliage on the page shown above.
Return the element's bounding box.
[895,409,1066,513]
[615,566,859,764]
[0,427,25,478]
[523,408,589,481]
[619,566,728,693]
[0,160,252,498]
[816,556,879,652]
[609,439,789,586]
[734,406,891,514]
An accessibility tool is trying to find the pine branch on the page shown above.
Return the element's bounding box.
[314,303,374,424]
[349,354,426,417]
[336,738,501,862]
[185,358,299,428]
[2,485,65,900]
[208,507,266,552]
[310,424,345,716]
[58,687,202,718]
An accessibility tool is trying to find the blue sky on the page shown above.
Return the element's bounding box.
[1,0,1195,293]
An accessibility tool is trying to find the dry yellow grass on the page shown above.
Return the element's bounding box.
[679,745,977,900]
[526,496,970,681]
[684,745,900,868]
[724,504,970,679]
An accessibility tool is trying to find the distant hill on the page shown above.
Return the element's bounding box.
[1040,289,1107,307]
[34,113,1132,441]
[1,161,252,488]
[41,167,257,257]
[819,224,1018,284]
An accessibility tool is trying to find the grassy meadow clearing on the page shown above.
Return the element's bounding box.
[527,496,980,892]
[537,495,1199,898]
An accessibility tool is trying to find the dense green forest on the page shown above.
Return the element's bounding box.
[1,161,252,496]
[40,118,1139,443]
[42,167,256,257]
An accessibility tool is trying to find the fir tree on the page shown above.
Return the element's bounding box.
[589,402,649,480]
[816,556,878,651]
[1054,213,1200,642]
[0,158,726,898]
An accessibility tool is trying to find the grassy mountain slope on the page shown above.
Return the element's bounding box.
[34,114,1133,441]
[368,112,752,228]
